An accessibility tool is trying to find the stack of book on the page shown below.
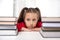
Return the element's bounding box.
[40,17,60,38]
[0,17,18,36]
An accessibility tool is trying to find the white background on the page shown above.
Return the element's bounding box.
[0,0,13,17]
[0,0,60,17]
[14,0,60,17]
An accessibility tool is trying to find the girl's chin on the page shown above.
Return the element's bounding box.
[27,26,35,29]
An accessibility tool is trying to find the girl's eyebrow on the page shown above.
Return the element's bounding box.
[27,18,30,19]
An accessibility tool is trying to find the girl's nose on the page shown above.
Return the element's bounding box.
[31,21,33,26]
[31,21,33,24]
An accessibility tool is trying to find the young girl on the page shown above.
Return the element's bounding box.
[16,7,42,32]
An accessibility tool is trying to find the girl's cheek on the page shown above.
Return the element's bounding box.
[33,21,38,26]
[33,23,37,27]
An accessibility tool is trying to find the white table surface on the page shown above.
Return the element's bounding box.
[0,31,60,40]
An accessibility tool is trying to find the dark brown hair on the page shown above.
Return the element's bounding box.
[17,7,41,23]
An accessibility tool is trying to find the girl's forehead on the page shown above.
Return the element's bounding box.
[26,13,37,16]
[25,13,38,18]
[26,12,38,15]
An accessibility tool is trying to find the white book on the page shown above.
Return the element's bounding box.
[0,25,16,29]
[42,23,60,27]
[42,27,60,31]
[0,17,16,22]
[42,17,60,22]
[0,25,18,36]
[40,30,60,38]
[0,22,16,25]
[0,29,18,36]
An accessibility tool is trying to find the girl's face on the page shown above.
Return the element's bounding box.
[24,13,39,29]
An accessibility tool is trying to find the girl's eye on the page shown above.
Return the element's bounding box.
[33,19,36,21]
[27,19,30,21]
